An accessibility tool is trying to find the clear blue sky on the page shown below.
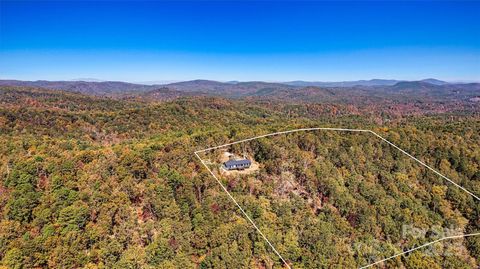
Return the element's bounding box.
[0,1,479,82]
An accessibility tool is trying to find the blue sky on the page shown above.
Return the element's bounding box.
[0,1,479,82]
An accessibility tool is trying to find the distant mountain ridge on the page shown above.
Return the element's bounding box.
[418,78,449,85]
[1,78,477,104]
[284,79,403,87]
[0,79,158,96]
[0,78,453,93]
[284,78,454,87]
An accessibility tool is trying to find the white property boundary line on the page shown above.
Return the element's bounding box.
[194,127,480,268]
[194,151,292,268]
[359,232,480,269]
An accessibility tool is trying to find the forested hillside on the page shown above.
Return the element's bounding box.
[0,86,479,268]
[201,131,480,268]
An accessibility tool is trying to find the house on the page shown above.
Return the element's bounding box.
[223,159,251,170]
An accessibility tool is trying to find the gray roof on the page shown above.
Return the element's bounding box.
[224,159,251,166]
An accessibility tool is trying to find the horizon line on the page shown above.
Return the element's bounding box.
[1,77,479,85]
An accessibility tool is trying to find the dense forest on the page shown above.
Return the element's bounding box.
[0,86,479,268]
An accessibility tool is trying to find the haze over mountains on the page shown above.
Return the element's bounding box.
[285,79,396,87]
[0,78,455,92]
[0,78,478,104]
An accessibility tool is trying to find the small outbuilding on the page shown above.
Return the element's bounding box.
[223,159,251,170]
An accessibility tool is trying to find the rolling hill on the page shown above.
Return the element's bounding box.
[0,85,478,268]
